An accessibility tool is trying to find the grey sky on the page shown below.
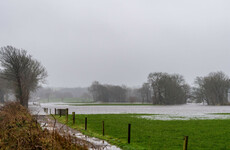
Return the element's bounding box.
[0,0,229,87]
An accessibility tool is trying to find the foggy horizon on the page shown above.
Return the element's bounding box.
[1,0,229,88]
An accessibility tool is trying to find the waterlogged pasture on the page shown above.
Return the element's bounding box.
[32,103,230,149]
[57,114,230,150]
[38,103,230,120]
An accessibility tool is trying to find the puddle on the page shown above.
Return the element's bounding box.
[138,114,230,120]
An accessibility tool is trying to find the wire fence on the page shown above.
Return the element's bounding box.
[44,107,190,150]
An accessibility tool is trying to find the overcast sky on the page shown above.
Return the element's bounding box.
[0,0,229,87]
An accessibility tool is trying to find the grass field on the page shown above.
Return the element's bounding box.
[67,103,153,106]
[56,114,230,150]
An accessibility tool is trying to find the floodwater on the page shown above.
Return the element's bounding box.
[29,103,230,149]
[30,103,230,120]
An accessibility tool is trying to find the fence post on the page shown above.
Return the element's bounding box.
[60,109,62,117]
[55,108,56,115]
[128,124,131,144]
[102,121,105,136]
[85,117,87,130]
[183,136,188,150]
[72,112,75,124]
[66,108,68,123]
[44,108,48,113]
[49,109,51,114]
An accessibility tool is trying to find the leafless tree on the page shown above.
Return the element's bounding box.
[139,83,151,104]
[193,72,230,105]
[89,81,127,102]
[0,74,9,103]
[88,81,109,102]
[148,72,190,105]
[0,46,47,108]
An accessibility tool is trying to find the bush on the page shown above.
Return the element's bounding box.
[0,102,87,150]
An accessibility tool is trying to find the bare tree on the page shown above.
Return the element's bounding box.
[0,46,47,108]
[148,72,189,105]
[139,83,151,104]
[0,73,10,103]
[193,72,230,105]
[89,81,127,102]
[88,81,109,102]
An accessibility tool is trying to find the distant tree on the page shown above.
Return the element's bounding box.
[36,87,52,102]
[80,92,92,100]
[54,91,73,102]
[128,96,138,103]
[89,81,127,102]
[45,88,52,102]
[148,72,189,105]
[0,46,47,108]
[88,81,109,102]
[139,83,151,104]
[193,72,230,105]
[106,85,127,102]
[126,88,142,103]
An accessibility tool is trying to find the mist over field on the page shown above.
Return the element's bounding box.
[1,1,230,150]
[0,0,230,88]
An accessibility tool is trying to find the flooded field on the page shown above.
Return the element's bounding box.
[30,103,230,120]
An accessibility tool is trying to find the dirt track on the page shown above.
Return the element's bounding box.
[35,115,121,150]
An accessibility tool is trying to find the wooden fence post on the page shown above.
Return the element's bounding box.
[66,108,68,123]
[60,109,62,117]
[85,117,87,130]
[72,112,75,124]
[44,108,48,113]
[55,108,56,115]
[102,121,105,136]
[183,136,188,150]
[128,124,131,144]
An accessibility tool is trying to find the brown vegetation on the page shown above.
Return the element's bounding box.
[0,102,87,150]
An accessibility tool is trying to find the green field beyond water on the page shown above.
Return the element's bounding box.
[68,103,153,106]
[39,98,93,103]
[56,114,230,150]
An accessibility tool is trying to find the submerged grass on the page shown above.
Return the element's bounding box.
[56,114,230,150]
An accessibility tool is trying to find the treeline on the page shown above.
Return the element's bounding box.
[35,71,230,106]
[88,81,127,102]
[89,71,230,105]
[36,87,91,102]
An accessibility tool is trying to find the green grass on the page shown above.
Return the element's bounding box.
[210,113,230,115]
[67,103,153,106]
[55,114,230,150]
[39,97,94,103]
